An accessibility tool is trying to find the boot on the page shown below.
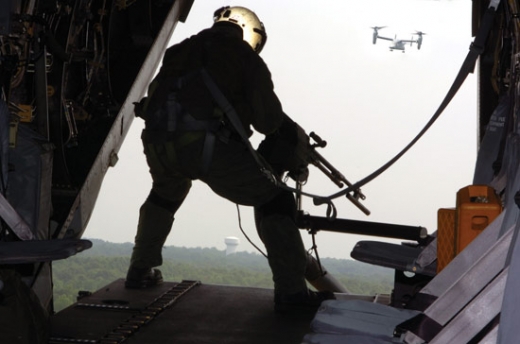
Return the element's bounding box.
[125,267,163,289]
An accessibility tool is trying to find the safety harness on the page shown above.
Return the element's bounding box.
[137,72,232,176]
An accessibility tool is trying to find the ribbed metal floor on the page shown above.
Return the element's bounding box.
[50,279,315,344]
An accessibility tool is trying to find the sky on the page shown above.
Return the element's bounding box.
[85,0,477,260]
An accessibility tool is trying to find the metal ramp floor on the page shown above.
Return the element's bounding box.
[50,279,315,344]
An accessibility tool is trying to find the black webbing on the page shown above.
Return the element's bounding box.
[199,69,272,177]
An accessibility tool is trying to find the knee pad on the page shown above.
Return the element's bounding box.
[256,190,296,219]
[146,190,184,214]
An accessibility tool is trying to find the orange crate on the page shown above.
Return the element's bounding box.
[455,185,502,253]
[437,208,456,273]
[436,185,502,273]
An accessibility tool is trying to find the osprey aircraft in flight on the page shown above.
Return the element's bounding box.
[371,26,426,52]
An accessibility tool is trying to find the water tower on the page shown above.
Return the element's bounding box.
[224,236,240,255]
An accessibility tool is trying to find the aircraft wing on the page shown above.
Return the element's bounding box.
[377,35,394,41]
[398,39,418,44]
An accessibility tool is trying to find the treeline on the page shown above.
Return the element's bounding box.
[52,239,393,312]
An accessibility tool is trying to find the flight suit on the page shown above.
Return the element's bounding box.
[129,22,308,294]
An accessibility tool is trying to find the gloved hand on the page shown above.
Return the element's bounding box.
[258,116,310,178]
[288,165,309,183]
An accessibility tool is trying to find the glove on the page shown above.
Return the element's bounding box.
[288,165,309,183]
[257,117,310,176]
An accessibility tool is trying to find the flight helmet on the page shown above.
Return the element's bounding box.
[213,6,267,53]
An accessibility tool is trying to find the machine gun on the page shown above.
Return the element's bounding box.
[299,129,370,216]
[258,116,370,216]
[284,123,428,242]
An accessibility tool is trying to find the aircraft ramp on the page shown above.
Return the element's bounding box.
[50,280,315,344]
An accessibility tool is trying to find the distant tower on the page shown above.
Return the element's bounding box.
[224,236,240,255]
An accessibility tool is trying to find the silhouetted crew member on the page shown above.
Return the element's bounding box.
[126,5,334,312]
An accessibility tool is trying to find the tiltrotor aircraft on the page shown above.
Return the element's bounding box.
[372,26,426,52]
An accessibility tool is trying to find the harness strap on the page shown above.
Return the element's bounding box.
[169,111,221,175]
[201,132,216,175]
[143,90,223,175]
[199,69,272,176]
[200,68,267,169]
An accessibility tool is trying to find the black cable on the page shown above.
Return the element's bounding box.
[308,231,325,276]
[235,204,326,278]
[235,204,267,258]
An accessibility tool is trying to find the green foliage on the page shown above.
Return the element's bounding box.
[52,239,393,312]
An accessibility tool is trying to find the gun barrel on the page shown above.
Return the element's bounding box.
[310,150,365,199]
[346,194,371,216]
[309,149,369,214]
[314,162,344,188]
[296,212,427,242]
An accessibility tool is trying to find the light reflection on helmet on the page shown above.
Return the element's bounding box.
[213,6,267,53]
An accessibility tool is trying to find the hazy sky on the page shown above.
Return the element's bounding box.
[86,0,477,260]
